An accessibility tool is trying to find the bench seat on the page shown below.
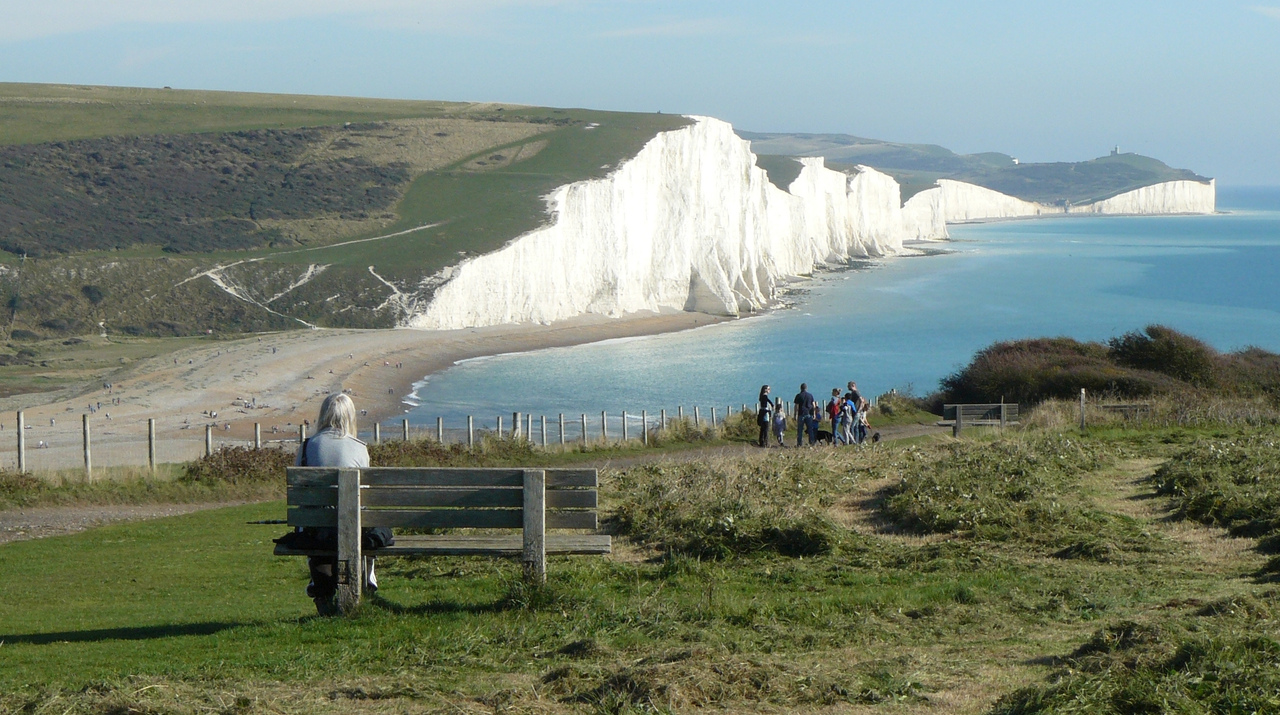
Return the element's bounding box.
[274,533,611,558]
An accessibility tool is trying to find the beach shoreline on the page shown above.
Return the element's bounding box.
[7,310,731,451]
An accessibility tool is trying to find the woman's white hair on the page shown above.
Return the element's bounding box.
[316,393,357,437]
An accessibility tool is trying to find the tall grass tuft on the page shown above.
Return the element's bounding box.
[1153,433,1280,542]
[879,436,1157,557]
[607,452,848,558]
[182,445,293,485]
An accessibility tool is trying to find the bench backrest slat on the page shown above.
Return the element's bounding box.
[286,486,597,510]
[285,466,599,532]
[286,467,596,488]
[287,507,597,530]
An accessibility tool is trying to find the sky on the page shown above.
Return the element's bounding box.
[1,0,1277,184]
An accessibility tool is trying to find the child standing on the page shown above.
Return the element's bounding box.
[772,398,787,446]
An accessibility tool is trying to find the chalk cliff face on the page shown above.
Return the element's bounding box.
[1068,179,1216,215]
[408,117,1215,330]
[409,118,911,330]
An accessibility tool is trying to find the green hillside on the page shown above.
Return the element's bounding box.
[0,83,688,337]
[741,130,1209,205]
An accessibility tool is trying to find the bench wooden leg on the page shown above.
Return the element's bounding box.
[522,469,546,583]
[337,468,363,613]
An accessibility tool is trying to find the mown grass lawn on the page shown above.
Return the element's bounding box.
[2,426,1277,713]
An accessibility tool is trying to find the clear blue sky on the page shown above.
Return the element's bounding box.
[2,1,1276,184]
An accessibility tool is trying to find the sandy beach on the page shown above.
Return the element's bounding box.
[9,310,728,451]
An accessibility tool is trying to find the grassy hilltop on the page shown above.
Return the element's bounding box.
[742,131,1209,205]
[0,83,688,339]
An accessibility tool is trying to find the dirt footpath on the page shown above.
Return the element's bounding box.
[0,502,249,545]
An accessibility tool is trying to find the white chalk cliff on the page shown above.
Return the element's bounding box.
[408,117,1215,330]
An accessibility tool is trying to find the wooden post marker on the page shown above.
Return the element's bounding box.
[148,419,156,473]
[16,411,24,473]
[1079,389,1087,431]
[953,407,963,438]
[522,469,546,583]
[336,468,363,613]
[83,414,92,479]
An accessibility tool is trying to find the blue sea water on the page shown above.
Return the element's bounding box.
[400,187,1280,430]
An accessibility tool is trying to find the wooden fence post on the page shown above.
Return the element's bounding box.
[205,424,213,457]
[522,469,546,583]
[467,416,474,447]
[559,413,565,446]
[496,415,503,437]
[661,409,667,431]
[601,411,608,442]
[513,412,520,439]
[437,416,444,443]
[373,423,380,444]
[541,415,547,449]
[1080,389,1087,431]
[299,423,307,444]
[402,418,409,441]
[678,406,684,422]
[83,414,92,479]
[16,411,24,473]
[953,407,963,438]
[148,419,156,473]
[642,410,649,446]
[1000,403,1008,429]
[581,414,587,445]
[336,468,363,613]
[254,422,262,449]
[711,407,717,426]
[621,411,628,441]
[694,406,700,427]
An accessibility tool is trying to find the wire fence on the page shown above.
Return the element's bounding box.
[1,404,768,477]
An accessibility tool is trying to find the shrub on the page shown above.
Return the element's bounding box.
[1109,324,1218,386]
[936,337,1176,407]
[9,329,40,341]
[181,445,293,485]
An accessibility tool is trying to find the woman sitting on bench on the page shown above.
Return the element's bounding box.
[296,393,380,615]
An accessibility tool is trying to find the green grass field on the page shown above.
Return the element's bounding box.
[3,415,1278,713]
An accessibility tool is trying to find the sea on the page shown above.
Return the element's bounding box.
[396,187,1280,434]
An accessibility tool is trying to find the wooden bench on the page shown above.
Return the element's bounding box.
[274,467,610,613]
[941,403,1019,435]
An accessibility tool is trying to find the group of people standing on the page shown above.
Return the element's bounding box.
[756,381,872,447]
